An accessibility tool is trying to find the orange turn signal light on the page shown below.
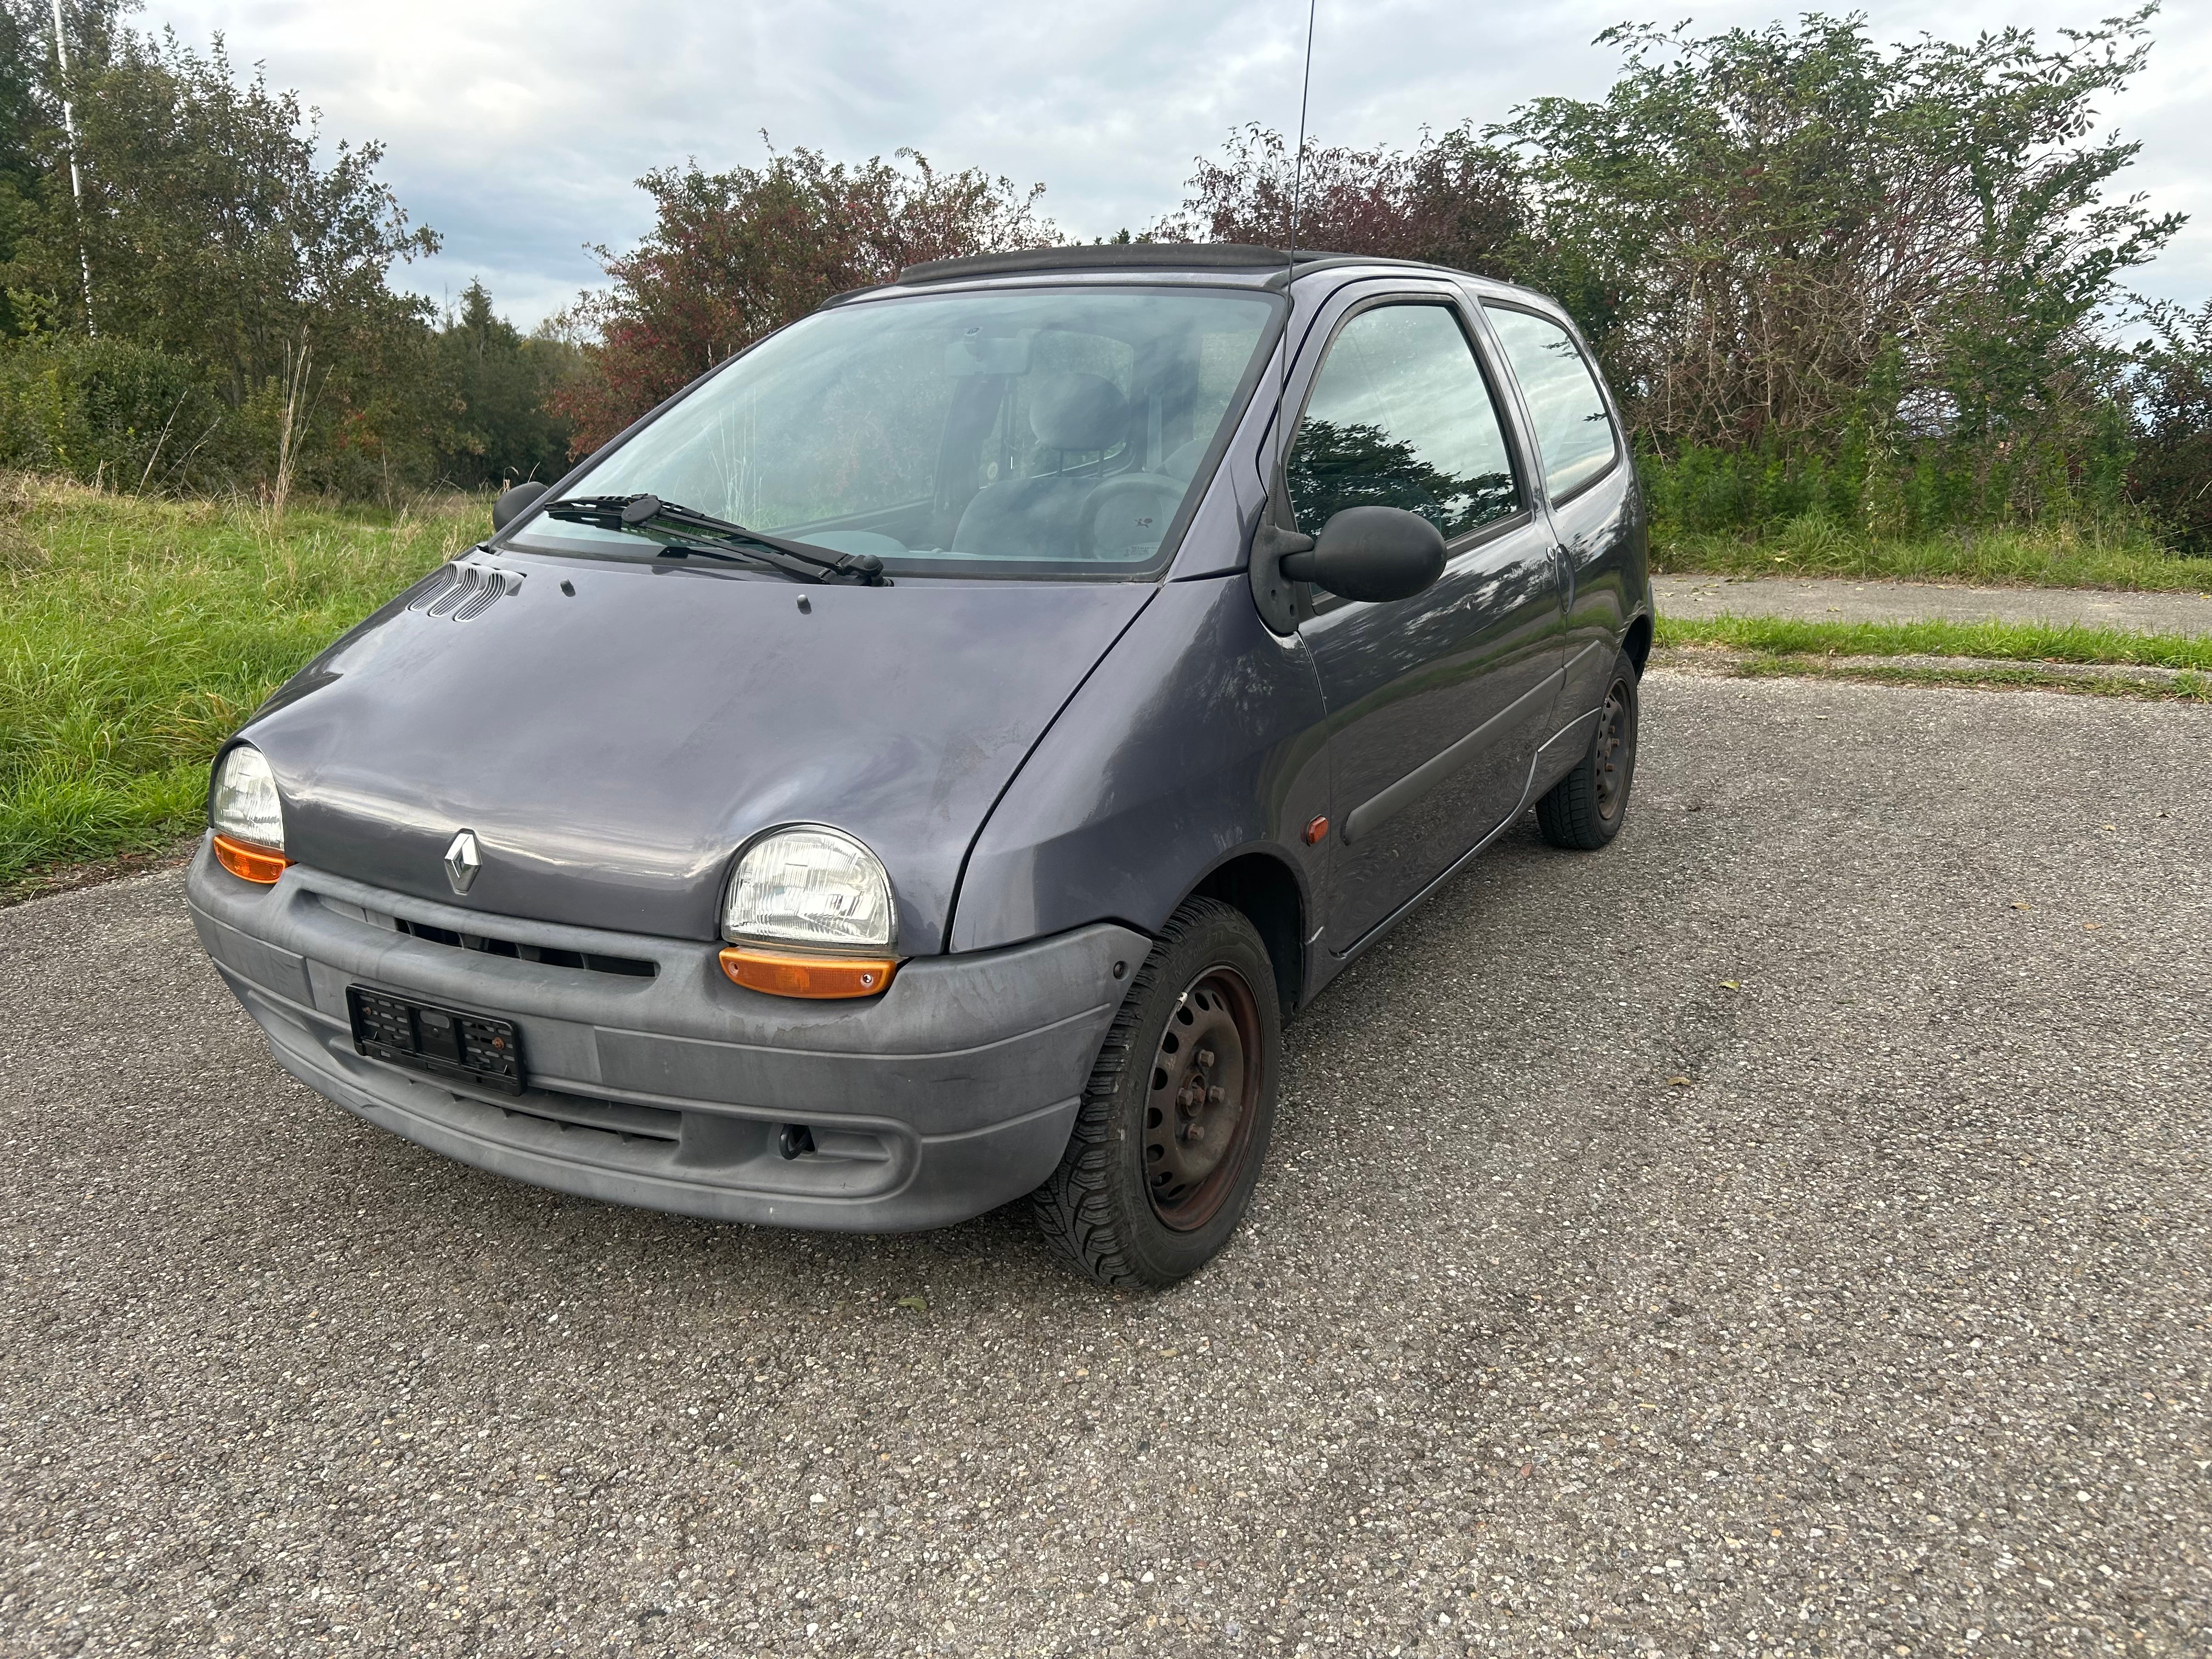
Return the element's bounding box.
[212,833,291,884]
[719,945,900,1000]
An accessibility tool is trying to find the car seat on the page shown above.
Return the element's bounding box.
[952,374,1131,561]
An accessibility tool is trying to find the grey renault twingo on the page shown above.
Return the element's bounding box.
[188,243,1651,1288]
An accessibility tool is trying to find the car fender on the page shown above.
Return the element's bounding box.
[947,574,1331,967]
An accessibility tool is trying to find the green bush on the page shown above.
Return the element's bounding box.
[0,335,225,490]
[1640,412,2148,548]
[2128,300,2212,552]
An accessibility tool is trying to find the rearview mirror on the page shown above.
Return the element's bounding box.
[1280,506,1446,603]
[492,480,549,533]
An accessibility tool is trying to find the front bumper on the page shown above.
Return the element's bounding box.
[185,843,1147,1231]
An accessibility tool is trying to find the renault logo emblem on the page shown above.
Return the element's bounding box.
[443,830,482,895]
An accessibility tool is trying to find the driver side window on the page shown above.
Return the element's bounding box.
[1288,303,1520,540]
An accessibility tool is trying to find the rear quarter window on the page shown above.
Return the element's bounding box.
[1485,306,1618,502]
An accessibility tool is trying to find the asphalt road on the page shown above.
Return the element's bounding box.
[3,670,2208,1658]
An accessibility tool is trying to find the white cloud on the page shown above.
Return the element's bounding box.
[143,0,2212,325]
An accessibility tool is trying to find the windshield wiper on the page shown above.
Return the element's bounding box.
[540,494,888,586]
[639,538,827,583]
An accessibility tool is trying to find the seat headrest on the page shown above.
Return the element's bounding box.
[1028,373,1127,453]
[1161,437,1207,482]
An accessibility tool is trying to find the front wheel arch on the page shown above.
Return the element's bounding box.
[1189,848,1307,1020]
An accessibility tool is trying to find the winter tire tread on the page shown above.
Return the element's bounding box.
[1033,898,1278,1289]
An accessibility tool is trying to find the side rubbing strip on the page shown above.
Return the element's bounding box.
[1341,669,1565,846]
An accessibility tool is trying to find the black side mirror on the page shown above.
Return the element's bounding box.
[492,480,549,533]
[1280,505,1446,603]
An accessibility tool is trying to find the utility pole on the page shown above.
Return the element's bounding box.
[49,0,95,335]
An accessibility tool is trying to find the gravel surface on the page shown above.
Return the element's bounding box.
[3,671,2208,1657]
[1654,575,2212,635]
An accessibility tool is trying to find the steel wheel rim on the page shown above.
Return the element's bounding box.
[1594,675,1634,823]
[1142,964,1262,1232]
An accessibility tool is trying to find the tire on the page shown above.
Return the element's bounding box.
[1034,898,1280,1289]
[1536,646,1639,851]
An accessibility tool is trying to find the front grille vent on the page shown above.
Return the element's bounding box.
[409,556,523,621]
[391,916,657,977]
[315,894,656,978]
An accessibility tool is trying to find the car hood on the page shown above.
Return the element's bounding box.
[241,552,1154,951]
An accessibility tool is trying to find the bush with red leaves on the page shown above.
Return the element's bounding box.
[1151,123,1528,279]
[551,146,1057,454]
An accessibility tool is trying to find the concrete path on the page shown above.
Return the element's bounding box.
[1655,573,2212,634]
[6,674,2209,1656]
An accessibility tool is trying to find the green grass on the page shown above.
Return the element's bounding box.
[1656,614,2212,670]
[1654,517,2212,591]
[1,475,484,887]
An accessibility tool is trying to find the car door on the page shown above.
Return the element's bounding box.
[1287,291,1564,951]
[1480,301,1637,723]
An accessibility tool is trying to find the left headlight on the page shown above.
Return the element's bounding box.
[722,826,895,947]
[210,745,285,850]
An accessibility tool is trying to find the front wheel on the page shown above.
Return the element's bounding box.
[1536,646,1640,850]
[1034,899,1280,1288]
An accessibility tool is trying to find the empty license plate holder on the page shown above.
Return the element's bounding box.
[347,986,524,1094]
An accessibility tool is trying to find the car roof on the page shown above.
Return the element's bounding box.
[817,243,1564,314]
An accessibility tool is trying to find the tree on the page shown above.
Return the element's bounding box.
[50,31,437,400]
[0,4,47,301]
[1495,8,2183,471]
[1156,123,1527,278]
[551,145,1058,453]
[0,16,453,498]
[424,278,579,489]
[0,0,130,335]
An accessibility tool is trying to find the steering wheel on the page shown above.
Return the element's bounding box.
[1077,475,1187,562]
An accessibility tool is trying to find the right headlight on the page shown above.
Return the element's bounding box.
[721,825,895,948]
[208,744,291,884]
[210,744,285,850]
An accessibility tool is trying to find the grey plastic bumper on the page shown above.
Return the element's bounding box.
[185,844,1148,1232]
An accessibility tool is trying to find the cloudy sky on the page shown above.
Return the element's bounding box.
[141,0,2211,329]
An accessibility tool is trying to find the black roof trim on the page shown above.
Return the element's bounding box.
[812,245,1529,311]
[1284,253,1478,280]
[895,242,1299,285]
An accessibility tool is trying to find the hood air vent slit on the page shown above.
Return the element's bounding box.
[409,556,523,621]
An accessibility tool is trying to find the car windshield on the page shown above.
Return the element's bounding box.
[515,285,1281,578]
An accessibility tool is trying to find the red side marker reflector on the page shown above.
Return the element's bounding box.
[719,946,900,1000]
[1303,816,1330,846]
[212,833,291,884]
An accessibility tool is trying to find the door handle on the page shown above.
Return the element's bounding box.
[1550,543,1575,613]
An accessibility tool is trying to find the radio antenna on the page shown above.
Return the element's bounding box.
[1279,0,1318,415]
[1250,0,1321,637]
